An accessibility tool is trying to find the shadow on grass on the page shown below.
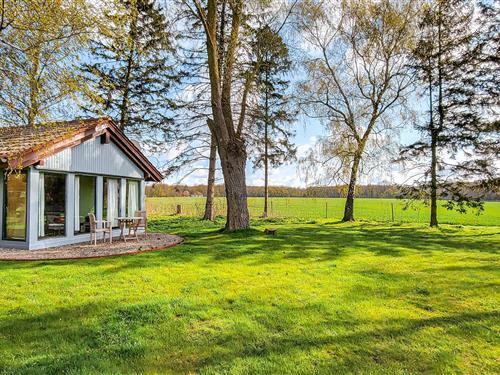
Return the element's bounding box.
[0,296,497,374]
[90,219,499,272]
[0,219,497,273]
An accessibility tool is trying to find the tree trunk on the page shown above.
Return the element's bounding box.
[218,139,250,231]
[430,7,442,228]
[203,134,217,220]
[263,146,269,218]
[119,8,137,130]
[342,153,362,222]
[203,0,249,231]
[27,47,41,126]
[430,130,438,227]
[263,78,269,218]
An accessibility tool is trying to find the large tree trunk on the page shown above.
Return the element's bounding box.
[218,139,249,231]
[202,0,249,231]
[342,153,362,222]
[203,134,217,221]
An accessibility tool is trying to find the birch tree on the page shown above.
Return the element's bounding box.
[297,0,416,221]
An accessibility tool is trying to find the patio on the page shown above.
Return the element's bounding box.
[0,233,183,261]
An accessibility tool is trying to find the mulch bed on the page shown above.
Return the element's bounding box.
[0,233,183,261]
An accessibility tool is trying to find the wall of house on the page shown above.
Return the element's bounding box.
[0,136,149,250]
[39,137,144,179]
[27,168,145,250]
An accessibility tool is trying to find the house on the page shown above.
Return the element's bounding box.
[0,117,162,250]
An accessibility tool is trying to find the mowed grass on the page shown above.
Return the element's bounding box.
[0,217,499,374]
[147,197,500,226]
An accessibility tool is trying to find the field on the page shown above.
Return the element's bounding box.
[147,197,500,226]
[0,217,499,374]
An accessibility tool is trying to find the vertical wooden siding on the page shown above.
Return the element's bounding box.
[40,138,144,179]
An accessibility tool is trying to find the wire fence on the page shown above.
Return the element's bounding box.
[146,197,499,226]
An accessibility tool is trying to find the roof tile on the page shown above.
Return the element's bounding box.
[0,118,108,160]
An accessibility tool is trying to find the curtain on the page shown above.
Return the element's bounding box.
[38,173,45,237]
[107,179,119,226]
[127,180,139,216]
[74,176,80,232]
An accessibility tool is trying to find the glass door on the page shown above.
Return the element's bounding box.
[74,175,96,234]
[3,172,27,241]
[39,173,66,238]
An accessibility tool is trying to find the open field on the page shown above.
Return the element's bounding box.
[0,217,499,374]
[147,197,500,226]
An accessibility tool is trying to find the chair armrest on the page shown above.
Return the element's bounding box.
[97,220,112,229]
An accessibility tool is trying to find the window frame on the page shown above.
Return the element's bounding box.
[103,176,121,228]
[74,174,97,235]
[126,178,141,217]
[2,170,28,242]
[38,171,67,239]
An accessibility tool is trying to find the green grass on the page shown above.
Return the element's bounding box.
[0,217,499,374]
[147,197,500,226]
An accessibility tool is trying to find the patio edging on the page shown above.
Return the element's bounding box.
[0,234,184,261]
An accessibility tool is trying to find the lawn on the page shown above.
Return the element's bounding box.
[0,217,499,374]
[146,197,500,226]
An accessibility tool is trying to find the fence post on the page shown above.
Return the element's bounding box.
[176,204,182,215]
[391,203,395,222]
[325,202,328,218]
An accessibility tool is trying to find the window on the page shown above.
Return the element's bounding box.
[3,172,27,241]
[126,180,140,216]
[39,173,66,238]
[103,178,120,227]
[74,175,96,234]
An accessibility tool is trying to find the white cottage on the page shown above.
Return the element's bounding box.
[0,117,162,250]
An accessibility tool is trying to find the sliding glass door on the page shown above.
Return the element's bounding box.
[3,172,27,241]
[74,175,96,234]
[39,173,66,238]
[103,178,120,227]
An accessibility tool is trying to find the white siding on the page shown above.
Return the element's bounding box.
[40,137,144,179]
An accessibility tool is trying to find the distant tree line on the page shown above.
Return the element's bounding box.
[146,184,500,201]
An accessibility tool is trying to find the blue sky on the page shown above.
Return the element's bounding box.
[161,115,421,187]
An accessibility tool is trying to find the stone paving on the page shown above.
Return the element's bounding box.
[0,233,183,261]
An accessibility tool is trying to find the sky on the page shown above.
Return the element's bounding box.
[160,116,422,188]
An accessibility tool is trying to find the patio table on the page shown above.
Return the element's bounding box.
[117,217,143,242]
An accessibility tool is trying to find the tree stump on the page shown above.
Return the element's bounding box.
[264,228,277,236]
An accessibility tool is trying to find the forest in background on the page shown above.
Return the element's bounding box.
[146,184,500,201]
